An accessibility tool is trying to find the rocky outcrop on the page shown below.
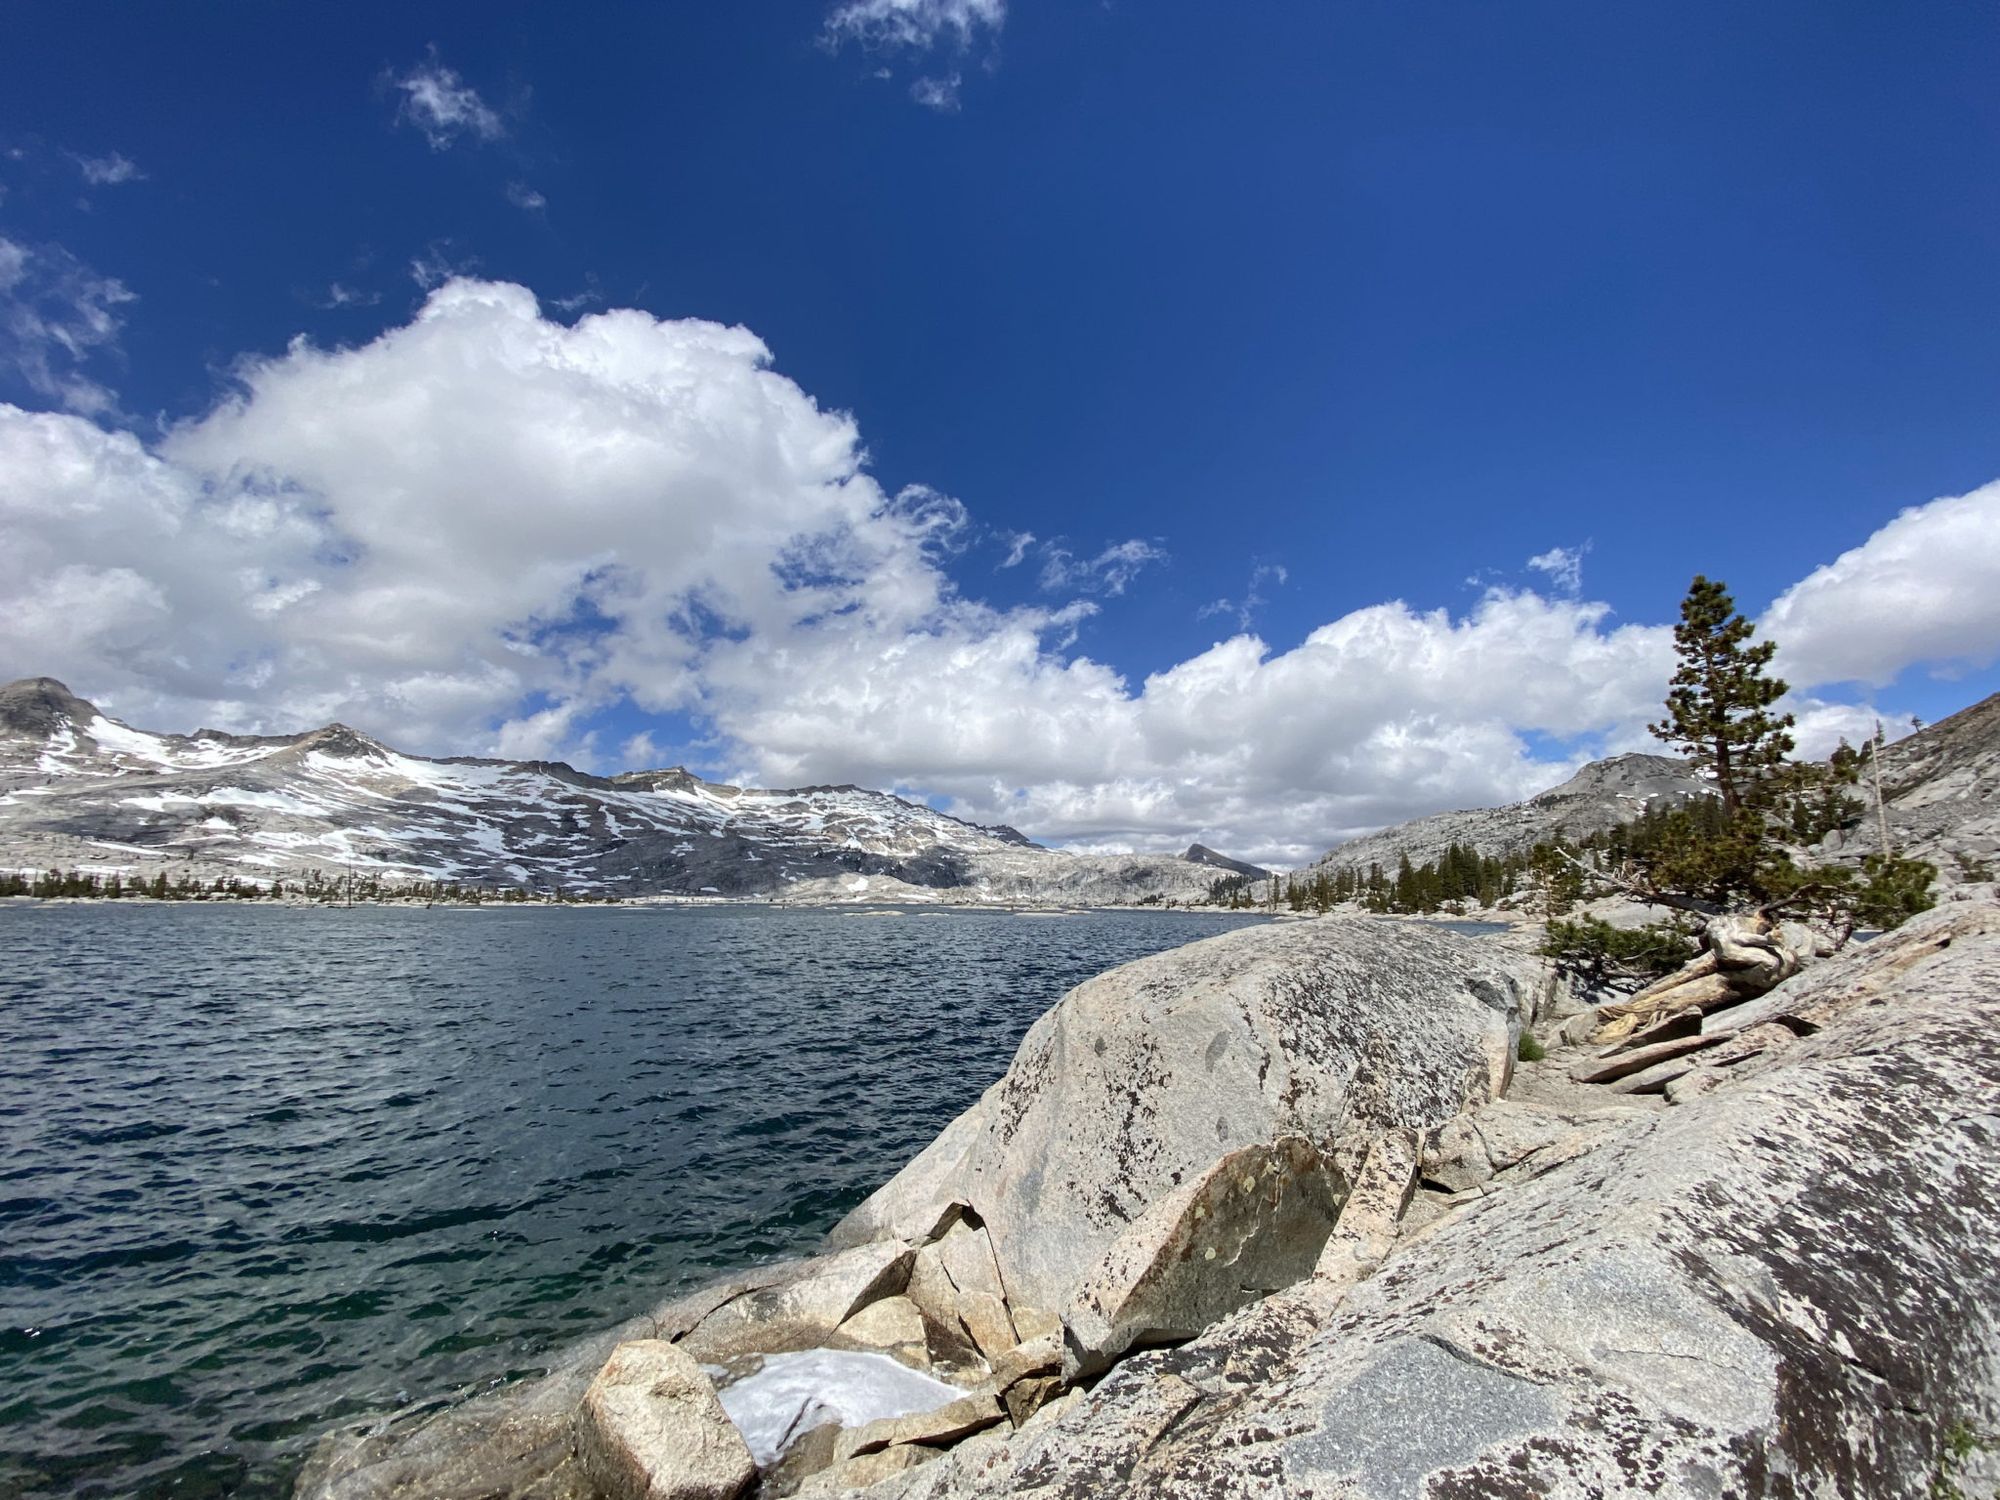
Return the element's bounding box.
[295,917,1539,1499]
[1061,1136,1344,1380]
[1821,689,2000,881]
[674,1241,918,1365]
[828,917,1539,1313]
[830,897,2000,1499]
[297,900,2000,1500]
[574,1341,755,1500]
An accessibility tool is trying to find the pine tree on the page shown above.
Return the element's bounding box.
[1649,576,1794,817]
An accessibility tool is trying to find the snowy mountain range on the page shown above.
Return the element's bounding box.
[11,672,1988,905]
[0,678,1233,904]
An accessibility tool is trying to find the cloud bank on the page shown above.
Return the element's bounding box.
[2,280,1995,863]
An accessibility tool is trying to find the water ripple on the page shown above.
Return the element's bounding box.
[0,902,1263,1497]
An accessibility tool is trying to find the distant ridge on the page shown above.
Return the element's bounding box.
[1300,692,2000,889]
[1303,752,1706,878]
[0,677,1252,904]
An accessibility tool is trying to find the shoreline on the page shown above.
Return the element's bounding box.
[0,893,1285,916]
[290,894,2000,1500]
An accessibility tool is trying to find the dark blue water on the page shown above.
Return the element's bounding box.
[0,902,1266,1499]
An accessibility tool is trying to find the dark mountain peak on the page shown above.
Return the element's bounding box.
[1185,843,1272,880]
[511,758,604,789]
[292,723,389,759]
[0,676,102,737]
[611,766,713,794]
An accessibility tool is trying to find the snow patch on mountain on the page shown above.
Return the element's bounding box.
[0,677,1241,904]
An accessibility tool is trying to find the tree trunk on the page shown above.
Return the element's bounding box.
[1589,912,1800,1046]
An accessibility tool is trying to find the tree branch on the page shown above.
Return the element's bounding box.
[1551,848,1718,917]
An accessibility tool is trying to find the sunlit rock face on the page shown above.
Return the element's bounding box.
[829,916,1536,1311]
[851,900,2000,1500]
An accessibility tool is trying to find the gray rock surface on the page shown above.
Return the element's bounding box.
[834,1298,929,1370]
[1310,1127,1420,1292]
[843,898,2000,1499]
[1416,1096,1639,1194]
[1832,689,2000,878]
[676,1242,917,1364]
[829,916,1538,1312]
[574,1340,755,1500]
[1061,1136,1344,1380]
[933,1223,1018,1359]
[831,1392,1004,1463]
[791,1445,935,1497]
[1306,752,1705,879]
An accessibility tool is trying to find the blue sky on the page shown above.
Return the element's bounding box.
[3,2,1998,862]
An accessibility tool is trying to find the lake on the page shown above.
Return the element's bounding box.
[0,902,1267,1498]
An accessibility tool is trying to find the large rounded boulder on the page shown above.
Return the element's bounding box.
[830,916,1537,1312]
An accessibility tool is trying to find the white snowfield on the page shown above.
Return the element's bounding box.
[0,678,1236,903]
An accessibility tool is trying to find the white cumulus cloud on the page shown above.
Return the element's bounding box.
[703,588,1679,862]
[0,279,1983,865]
[0,280,967,761]
[1762,482,2000,689]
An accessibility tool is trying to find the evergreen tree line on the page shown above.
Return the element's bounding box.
[0,867,622,904]
[1206,763,1913,922]
[1205,804,1726,915]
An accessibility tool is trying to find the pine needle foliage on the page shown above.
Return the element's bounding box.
[1649,575,1795,817]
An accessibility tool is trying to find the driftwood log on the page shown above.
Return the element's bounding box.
[1587,913,1801,1046]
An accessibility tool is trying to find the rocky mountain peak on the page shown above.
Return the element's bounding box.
[289,723,390,759]
[1524,752,1701,808]
[0,676,101,737]
[1183,843,1272,879]
[609,767,713,795]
